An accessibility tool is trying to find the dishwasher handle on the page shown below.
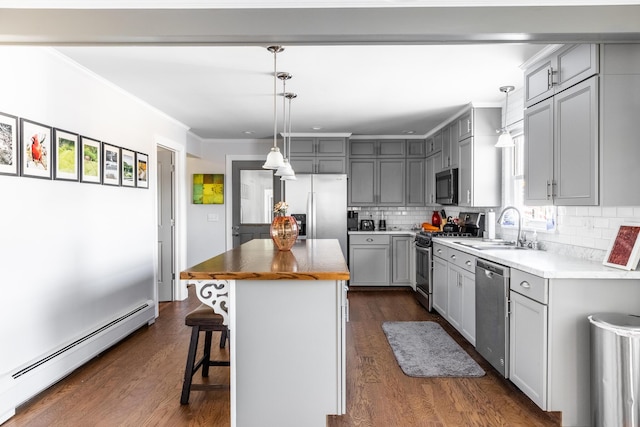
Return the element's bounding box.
[476,259,510,277]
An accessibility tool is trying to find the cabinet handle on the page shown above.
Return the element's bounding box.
[450,254,456,260]
[551,180,557,197]
[520,281,531,289]
[467,190,471,204]
[366,238,374,242]
[436,249,442,254]
[465,260,472,267]
[467,119,471,133]
[547,67,556,89]
[546,180,552,199]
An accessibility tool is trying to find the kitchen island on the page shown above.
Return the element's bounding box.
[180,238,349,427]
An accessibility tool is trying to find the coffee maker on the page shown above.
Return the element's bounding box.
[347,211,359,231]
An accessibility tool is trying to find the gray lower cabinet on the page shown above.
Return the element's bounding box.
[391,236,412,285]
[432,243,449,315]
[524,76,598,205]
[349,234,390,286]
[446,249,476,345]
[510,286,548,410]
[349,234,413,287]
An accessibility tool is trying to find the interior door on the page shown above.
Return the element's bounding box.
[231,160,281,247]
[157,147,174,302]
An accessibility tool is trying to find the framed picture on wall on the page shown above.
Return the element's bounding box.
[20,118,53,179]
[102,143,120,186]
[80,136,101,184]
[136,152,148,188]
[603,223,640,270]
[0,111,19,176]
[121,148,136,187]
[53,128,79,181]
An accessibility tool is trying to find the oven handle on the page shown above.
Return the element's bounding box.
[415,245,431,253]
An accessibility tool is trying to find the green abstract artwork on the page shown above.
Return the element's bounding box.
[193,173,224,204]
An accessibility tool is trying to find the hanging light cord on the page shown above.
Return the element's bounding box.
[273,49,278,149]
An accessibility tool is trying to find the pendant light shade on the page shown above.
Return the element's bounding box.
[495,129,515,148]
[263,146,285,169]
[495,85,515,148]
[263,46,286,169]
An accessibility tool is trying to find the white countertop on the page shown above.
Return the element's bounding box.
[433,237,640,280]
[348,230,417,236]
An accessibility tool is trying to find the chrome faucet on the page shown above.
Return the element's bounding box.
[497,206,523,247]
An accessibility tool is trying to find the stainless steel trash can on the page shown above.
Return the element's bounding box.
[589,313,640,427]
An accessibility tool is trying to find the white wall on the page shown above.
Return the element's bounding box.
[186,139,270,266]
[0,47,187,374]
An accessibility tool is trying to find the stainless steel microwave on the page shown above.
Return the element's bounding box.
[435,168,458,205]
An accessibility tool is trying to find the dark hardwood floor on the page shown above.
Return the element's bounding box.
[4,287,560,427]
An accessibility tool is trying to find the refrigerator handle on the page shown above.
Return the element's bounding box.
[307,192,313,239]
[310,192,317,239]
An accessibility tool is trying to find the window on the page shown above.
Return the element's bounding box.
[503,133,556,233]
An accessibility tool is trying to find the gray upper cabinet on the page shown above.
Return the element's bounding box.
[406,158,425,206]
[601,44,640,205]
[350,139,406,157]
[525,44,599,108]
[289,137,347,174]
[524,76,599,206]
[348,139,408,206]
[448,122,459,169]
[425,152,441,205]
[457,108,502,207]
[348,158,405,206]
[457,111,473,142]
[407,139,426,158]
[441,123,460,169]
[426,134,441,155]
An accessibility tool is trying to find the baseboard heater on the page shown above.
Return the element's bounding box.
[0,300,155,425]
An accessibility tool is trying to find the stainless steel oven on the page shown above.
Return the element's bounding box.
[415,244,432,311]
[414,212,485,313]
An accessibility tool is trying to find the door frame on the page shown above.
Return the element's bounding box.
[225,154,265,251]
[155,136,188,307]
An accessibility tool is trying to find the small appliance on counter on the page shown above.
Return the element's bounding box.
[360,219,375,231]
[291,213,307,237]
[347,211,359,231]
[442,217,459,233]
[378,219,386,231]
[459,212,485,237]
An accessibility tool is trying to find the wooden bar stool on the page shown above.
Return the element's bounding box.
[180,303,230,404]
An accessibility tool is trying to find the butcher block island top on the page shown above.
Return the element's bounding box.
[180,238,350,281]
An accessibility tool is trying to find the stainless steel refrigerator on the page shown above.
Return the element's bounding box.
[284,174,348,258]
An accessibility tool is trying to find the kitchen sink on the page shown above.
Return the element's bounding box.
[453,240,528,250]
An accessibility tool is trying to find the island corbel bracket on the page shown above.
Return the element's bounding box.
[190,280,230,326]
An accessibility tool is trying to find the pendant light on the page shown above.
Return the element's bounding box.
[495,85,515,148]
[280,92,298,181]
[263,46,286,169]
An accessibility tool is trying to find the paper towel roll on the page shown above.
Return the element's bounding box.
[487,210,496,240]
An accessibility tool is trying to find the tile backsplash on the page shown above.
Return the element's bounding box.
[349,205,640,262]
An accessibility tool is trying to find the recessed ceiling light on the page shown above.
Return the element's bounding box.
[311,126,322,131]
[242,131,255,135]
[402,130,416,135]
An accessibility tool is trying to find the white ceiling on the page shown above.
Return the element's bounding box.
[4,2,640,140]
[55,44,544,139]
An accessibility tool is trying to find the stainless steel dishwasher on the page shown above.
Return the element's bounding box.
[475,259,510,378]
